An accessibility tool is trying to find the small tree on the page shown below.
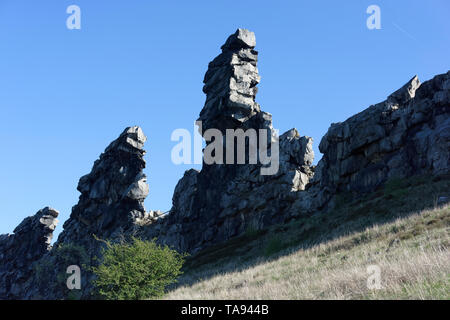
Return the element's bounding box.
[91,237,186,300]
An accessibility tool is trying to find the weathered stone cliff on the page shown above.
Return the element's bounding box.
[0,29,448,299]
[141,29,315,253]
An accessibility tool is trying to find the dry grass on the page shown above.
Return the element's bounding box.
[164,205,450,300]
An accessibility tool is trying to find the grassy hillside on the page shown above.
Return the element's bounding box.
[164,174,450,299]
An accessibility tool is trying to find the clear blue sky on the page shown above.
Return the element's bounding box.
[0,0,449,240]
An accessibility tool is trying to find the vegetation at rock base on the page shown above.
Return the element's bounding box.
[91,237,186,300]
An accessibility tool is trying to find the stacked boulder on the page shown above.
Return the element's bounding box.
[0,29,449,299]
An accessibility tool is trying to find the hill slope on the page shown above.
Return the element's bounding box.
[164,175,450,299]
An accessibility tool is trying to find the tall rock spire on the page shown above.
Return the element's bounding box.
[199,28,261,132]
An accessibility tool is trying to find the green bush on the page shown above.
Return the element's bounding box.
[91,237,186,300]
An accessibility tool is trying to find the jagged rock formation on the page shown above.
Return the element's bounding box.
[289,72,449,215]
[0,207,58,299]
[36,126,150,299]
[0,29,449,299]
[57,126,148,248]
[142,29,315,253]
[311,72,450,205]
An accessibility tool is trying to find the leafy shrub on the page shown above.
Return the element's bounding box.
[91,237,186,300]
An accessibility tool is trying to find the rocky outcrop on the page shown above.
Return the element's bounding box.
[56,126,149,249]
[148,30,449,252]
[142,29,315,253]
[314,72,450,200]
[0,29,448,299]
[0,207,58,299]
[289,72,450,215]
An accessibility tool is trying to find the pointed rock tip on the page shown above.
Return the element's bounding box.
[221,28,256,51]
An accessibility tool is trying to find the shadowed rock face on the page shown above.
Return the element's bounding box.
[0,207,58,299]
